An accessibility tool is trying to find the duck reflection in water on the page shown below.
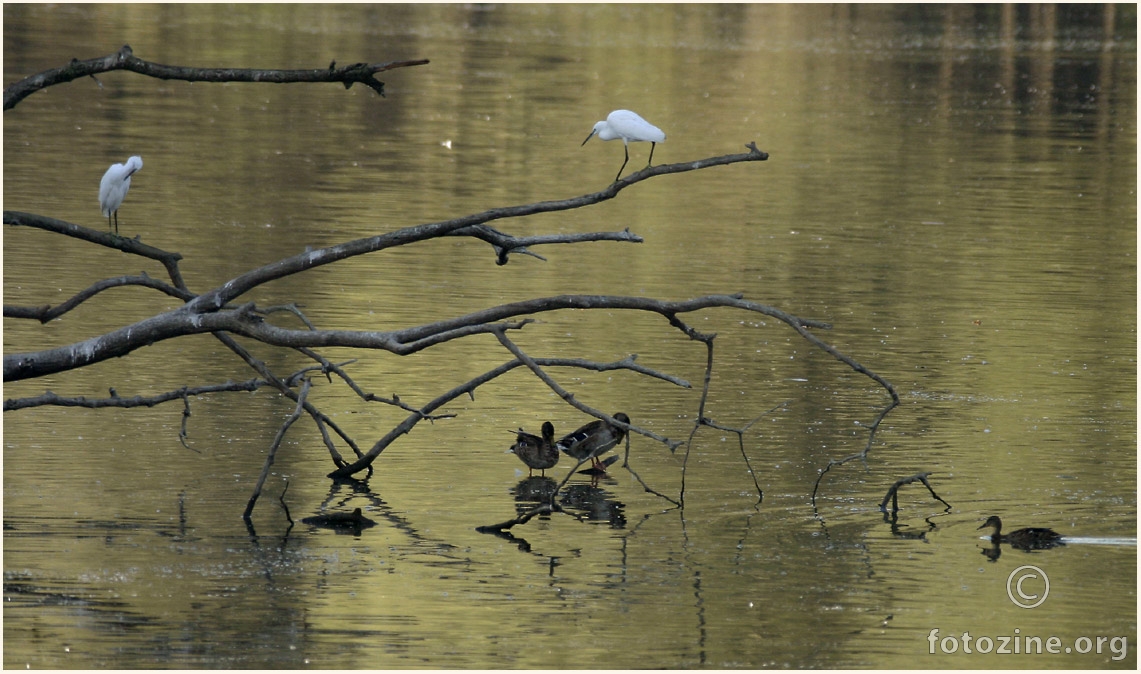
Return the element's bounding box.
[560,483,626,528]
[301,507,377,535]
[513,475,559,510]
[978,515,1065,561]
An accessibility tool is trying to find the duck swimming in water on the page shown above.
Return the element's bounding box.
[977,515,1065,550]
[510,421,559,476]
[557,412,630,472]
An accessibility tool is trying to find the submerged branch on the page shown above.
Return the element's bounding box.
[879,472,952,514]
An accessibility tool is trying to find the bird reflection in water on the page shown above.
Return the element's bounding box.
[560,483,626,529]
[513,476,560,517]
[300,507,377,536]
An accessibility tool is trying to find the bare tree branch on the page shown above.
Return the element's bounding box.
[4,273,194,322]
[454,224,643,265]
[177,389,197,451]
[4,44,429,110]
[809,395,901,509]
[244,378,311,521]
[3,379,265,412]
[4,210,186,287]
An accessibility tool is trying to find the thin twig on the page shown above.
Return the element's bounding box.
[177,389,199,453]
[279,478,294,527]
[243,378,310,521]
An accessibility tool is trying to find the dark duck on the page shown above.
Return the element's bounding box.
[510,421,559,476]
[557,412,630,473]
[978,515,1065,550]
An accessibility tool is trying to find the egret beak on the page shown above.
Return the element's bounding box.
[581,129,598,146]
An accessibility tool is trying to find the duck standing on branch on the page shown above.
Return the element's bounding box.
[582,110,665,182]
[977,515,1065,550]
[557,412,631,473]
[510,421,559,476]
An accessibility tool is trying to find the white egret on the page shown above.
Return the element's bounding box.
[99,155,143,233]
[581,110,666,182]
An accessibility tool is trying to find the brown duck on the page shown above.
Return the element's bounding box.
[510,421,559,476]
[977,515,1064,550]
[557,412,630,472]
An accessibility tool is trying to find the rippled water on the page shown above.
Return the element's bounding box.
[4,4,1136,668]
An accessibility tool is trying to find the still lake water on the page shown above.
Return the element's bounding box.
[3,4,1136,668]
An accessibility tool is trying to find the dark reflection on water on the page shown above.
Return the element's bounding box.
[4,3,1136,669]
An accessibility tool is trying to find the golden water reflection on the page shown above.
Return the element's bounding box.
[4,4,1135,669]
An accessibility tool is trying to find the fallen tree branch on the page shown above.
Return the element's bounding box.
[475,503,560,533]
[4,44,429,110]
[5,293,820,382]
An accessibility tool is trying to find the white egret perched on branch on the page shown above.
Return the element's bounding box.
[99,155,143,234]
[581,110,665,182]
